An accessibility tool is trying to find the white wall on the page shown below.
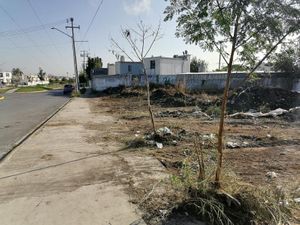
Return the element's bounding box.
[91,72,300,92]
[115,62,143,75]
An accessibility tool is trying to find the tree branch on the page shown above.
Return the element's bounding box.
[111,38,135,62]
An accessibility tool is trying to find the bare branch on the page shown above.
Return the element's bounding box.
[110,37,135,62]
[144,21,162,58]
[121,27,142,61]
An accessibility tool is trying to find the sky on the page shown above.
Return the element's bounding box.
[0,0,221,77]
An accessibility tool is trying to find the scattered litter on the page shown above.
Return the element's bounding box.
[229,107,300,120]
[279,200,289,206]
[159,209,168,217]
[242,141,249,146]
[266,171,278,179]
[156,142,163,149]
[202,133,215,141]
[135,134,140,137]
[155,108,213,120]
[157,127,173,136]
[146,140,155,146]
[229,108,288,119]
[136,131,141,134]
[294,198,300,203]
[226,141,240,149]
[192,109,213,120]
[266,134,272,138]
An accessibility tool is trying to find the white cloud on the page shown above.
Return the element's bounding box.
[123,0,152,15]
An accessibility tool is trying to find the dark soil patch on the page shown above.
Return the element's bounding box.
[228,87,300,113]
[151,89,215,110]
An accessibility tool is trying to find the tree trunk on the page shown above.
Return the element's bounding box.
[143,64,156,134]
[214,16,239,189]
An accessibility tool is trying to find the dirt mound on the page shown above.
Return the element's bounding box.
[151,89,204,107]
[228,87,300,113]
[101,85,143,97]
[101,85,125,95]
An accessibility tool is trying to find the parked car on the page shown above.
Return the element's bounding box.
[63,84,74,94]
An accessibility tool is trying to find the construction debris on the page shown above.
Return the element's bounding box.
[229,107,300,120]
[266,171,278,179]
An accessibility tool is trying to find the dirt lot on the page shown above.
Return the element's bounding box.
[90,86,300,224]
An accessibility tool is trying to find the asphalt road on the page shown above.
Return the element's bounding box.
[0,90,70,159]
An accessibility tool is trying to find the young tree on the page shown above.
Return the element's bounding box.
[111,21,162,134]
[271,42,300,73]
[38,67,46,81]
[79,71,88,84]
[190,56,208,72]
[85,57,103,80]
[11,68,23,84]
[164,0,300,188]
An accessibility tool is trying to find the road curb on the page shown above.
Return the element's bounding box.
[15,90,49,94]
[0,98,72,163]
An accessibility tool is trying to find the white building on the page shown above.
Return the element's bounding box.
[20,74,49,86]
[0,72,12,84]
[108,63,116,75]
[144,55,191,76]
[115,61,143,75]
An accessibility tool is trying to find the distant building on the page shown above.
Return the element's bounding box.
[0,72,12,84]
[115,61,143,75]
[20,74,49,86]
[144,54,191,76]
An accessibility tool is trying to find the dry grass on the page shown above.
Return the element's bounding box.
[90,89,300,225]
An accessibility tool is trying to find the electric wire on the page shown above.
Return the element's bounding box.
[26,0,66,72]
[0,2,53,69]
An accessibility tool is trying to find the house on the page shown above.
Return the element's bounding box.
[115,61,143,75]
[20,74,49,86]
[144,54,191,76]
[0,72,12,84]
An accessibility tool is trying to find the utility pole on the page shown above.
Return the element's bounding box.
[66,18,80,93]
[51,18,81,93]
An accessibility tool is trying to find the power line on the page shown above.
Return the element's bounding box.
[82,0,104,41]
[6,36,46,70]
[0,2,50,68]
[0,42,69,50]
[0,20,66,37]
[26,0,65,71]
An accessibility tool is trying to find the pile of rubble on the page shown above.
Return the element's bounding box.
[150,89,214,109]
[229,107,300,121]
[228,87,300,113]
[155,107,212,120]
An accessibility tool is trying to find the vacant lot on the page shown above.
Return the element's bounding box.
[89,86,300,224]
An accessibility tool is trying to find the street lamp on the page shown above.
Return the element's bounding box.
[51,18,80,93]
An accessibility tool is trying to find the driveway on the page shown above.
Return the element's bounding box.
[0,90,69,159]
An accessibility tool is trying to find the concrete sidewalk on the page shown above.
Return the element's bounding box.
[0,98,166,225]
